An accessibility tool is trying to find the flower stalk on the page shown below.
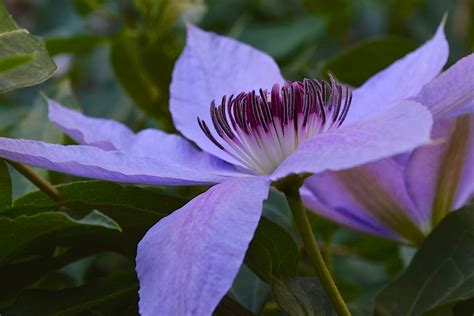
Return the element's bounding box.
[279,178,350,316]
[6,160,63,202]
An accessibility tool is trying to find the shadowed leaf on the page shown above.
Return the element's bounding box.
[3,272,138,315]
[245,217,299,283]
[272,277,335,316]
[0,210,121,266]
[0,159,11,210]
[375,206,474,315]
[322,36,417,86]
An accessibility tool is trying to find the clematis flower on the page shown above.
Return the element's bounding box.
[302,52,474,246]
[0,23,466,315]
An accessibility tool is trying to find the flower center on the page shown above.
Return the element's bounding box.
[198,77,352,175]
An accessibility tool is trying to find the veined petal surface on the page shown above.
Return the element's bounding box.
[136,176,270,316]
[48,100,231,172]
[0,138,239,185]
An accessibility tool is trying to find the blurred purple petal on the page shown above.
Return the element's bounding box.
[405,115,474,223]
[0,138,239,185]
[414,53,474,120]
[346,21,448,124]
[302,159,426,243]
[136,176,270,316]
[300,185,400,240]
[170,25,284,165]
[48,100,230,171]
[52,54,72,77]
[271,100,433,181]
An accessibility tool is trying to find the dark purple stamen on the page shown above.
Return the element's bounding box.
[198,77,352,174]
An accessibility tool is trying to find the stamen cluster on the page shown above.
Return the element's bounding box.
[198,77,352,174]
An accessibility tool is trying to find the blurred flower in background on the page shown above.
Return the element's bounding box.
[301,28,474,245]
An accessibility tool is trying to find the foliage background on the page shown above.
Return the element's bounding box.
[0,0,472,315]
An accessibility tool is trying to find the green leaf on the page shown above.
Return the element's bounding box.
[321,36,417,86]
[272,277,335,316]
[109,31,163,118]
[245,217,299,283]
[9,181,188,244]
[0,2,56,93]
[74,0,105,16]
[263,190,299,242]
[133,0,206,31]
[109,27,180,130]
[0,159,12,210]
[3,272,138,315]
[0,103,28,132]
[229,265,269,314]
[46,35,106,56]
[0,244,112,306]
[215,295,255,316]
[0,210,121,266]
[375,206,474,315]
[348,286,382,316]
[239,16,325,60]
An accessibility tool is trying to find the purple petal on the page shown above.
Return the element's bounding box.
[48,99,133,151]
[136,176,270,316]
[346,21,448,124]
[302,159,425,243]
[0,138,241,185]
[271,100,433,180]
[405,115,474,224]
[301,185,400,240]
[414,53,474,120]
[170,25,285,165]
[48,100,229,171]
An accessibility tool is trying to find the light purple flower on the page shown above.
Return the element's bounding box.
[302,52,474,245]
[0,23,464,315]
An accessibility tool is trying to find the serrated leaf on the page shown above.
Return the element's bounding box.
[245,217,299,283]
[272,277,335,316]
[0,159,12,210]
[375,206,474,315]
[322,36,417,86]
[0,2,56,92]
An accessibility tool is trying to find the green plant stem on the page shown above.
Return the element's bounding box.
[282,185,350,316]
[6,160,63,202]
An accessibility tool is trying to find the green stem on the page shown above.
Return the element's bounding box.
[6,160,63,202]
[282,185,350,316]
